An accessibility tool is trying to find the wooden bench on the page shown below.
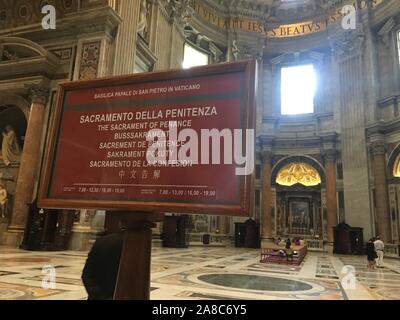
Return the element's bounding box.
[260,244,307,266]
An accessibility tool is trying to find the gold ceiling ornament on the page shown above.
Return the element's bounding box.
[276,162,321,187]
[393,155,400,178]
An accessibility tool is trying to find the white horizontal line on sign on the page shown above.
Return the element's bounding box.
[73,183,209,188]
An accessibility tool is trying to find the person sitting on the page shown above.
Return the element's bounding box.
[285,239,294,262]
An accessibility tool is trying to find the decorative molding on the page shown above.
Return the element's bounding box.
[329,26,365,62]
[370,141,387,156]
[377,17,396,48]
[261,150,273,164]
[323,149,337,162]
[27,85,50,105]
[321,133,338,161]
[0,45,18,61]
[185,29,224,63]
[366,118,400,137]
[136,35,158,72]
[172,0,194,29]
[229,35,265,62]
[79,41,101,80]
[377,95,400,108]
[158,0,194,28]
[51,47,73,61]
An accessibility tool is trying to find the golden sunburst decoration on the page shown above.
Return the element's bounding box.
[393,154,400,178]
[276,162,321,187]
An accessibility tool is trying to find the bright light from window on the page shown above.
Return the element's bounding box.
[182,44,209,69]
[281,64,316,115]
[397,31,400,66]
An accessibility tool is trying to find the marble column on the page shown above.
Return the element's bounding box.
[329,27,373,239]
[324,150,338,242]
[371,142,391,242]
[3,87,49,246]
[113,0,141,75]
[216,216,230,245]
[68,210,94,251]
[261,151,272,241]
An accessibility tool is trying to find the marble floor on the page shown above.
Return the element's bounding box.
[0,245,399,300]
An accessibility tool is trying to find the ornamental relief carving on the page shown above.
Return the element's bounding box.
[329,27,365,61]
[27,85,50,105]
[231,39,264,62]
[370,141,386,156]
[51,47,73,61]
[0,45,18,61]
[79,41,101,80]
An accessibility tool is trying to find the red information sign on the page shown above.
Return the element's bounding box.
[39,61,256,216]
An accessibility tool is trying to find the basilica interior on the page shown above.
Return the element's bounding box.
[0,0,400,300]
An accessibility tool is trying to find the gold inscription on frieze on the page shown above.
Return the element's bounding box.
[190,0,384,39]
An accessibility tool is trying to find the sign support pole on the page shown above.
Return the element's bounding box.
[113,212,162,300]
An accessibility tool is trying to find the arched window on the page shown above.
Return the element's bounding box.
[182,44,209,69]
[281,64,317,115]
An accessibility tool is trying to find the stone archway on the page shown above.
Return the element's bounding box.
[0,105,28,151]
[0,103,29,223]
[270,156,327,240]
[0,95,30,120]
[0,37,59,246]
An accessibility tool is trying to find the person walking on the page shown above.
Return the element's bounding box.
[366,238,377,270]
[374,236,385,268]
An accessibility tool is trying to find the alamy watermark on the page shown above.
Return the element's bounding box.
[145,121,255,176]
[42,265,56,289]
[41,5,56,30]
[341,265,357,290]
[341,5,357,30]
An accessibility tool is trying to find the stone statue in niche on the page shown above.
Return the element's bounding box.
[1,125,22,166]
[232,40,239,62]
[193,215,210,233]
[137,0,148,38]
[0,183,7,218]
